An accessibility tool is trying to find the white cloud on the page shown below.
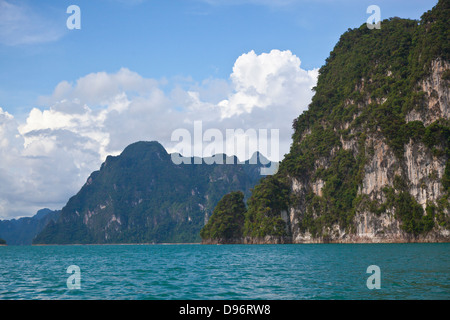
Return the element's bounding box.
[219,49,317,118]
[0,50,318,219]
[0,107,107,219]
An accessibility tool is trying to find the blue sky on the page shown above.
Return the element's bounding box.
[0,0,439,218]
[0,0,437,115]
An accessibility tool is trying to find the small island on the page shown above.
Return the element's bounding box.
[200,191,246,244]
[0,238,6,246]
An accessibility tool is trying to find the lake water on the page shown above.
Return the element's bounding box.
[0,243,449,300]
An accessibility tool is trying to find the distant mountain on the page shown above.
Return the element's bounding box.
[33,141,268,244]
[0,209,60,245]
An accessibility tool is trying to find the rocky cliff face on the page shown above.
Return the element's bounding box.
[288,58,450,243]
[208,1,449,244]
[406,59,449,125]
[285,57,449,243]
[256,69,449,244]
[287,74,448,243]
[288,5,449,242]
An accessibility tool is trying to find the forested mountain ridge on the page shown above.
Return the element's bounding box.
[33,141,268,244]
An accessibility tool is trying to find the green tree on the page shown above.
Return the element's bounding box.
[200,191,247,242]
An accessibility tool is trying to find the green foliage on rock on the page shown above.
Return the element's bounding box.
[244,175,290,238]
[300,149,361,237]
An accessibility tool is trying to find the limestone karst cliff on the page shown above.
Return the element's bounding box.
[202,0,450,244]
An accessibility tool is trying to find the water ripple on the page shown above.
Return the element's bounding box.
[0,243,449,300]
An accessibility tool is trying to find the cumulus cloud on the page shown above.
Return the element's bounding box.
[219,49,318,117]
[0,107,103,219]
[0,50,318,219]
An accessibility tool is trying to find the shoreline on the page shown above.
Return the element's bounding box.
[201,234,450,245]
[201,241,450,245]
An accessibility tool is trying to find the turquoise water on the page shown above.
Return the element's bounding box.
[0,243,449,300]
